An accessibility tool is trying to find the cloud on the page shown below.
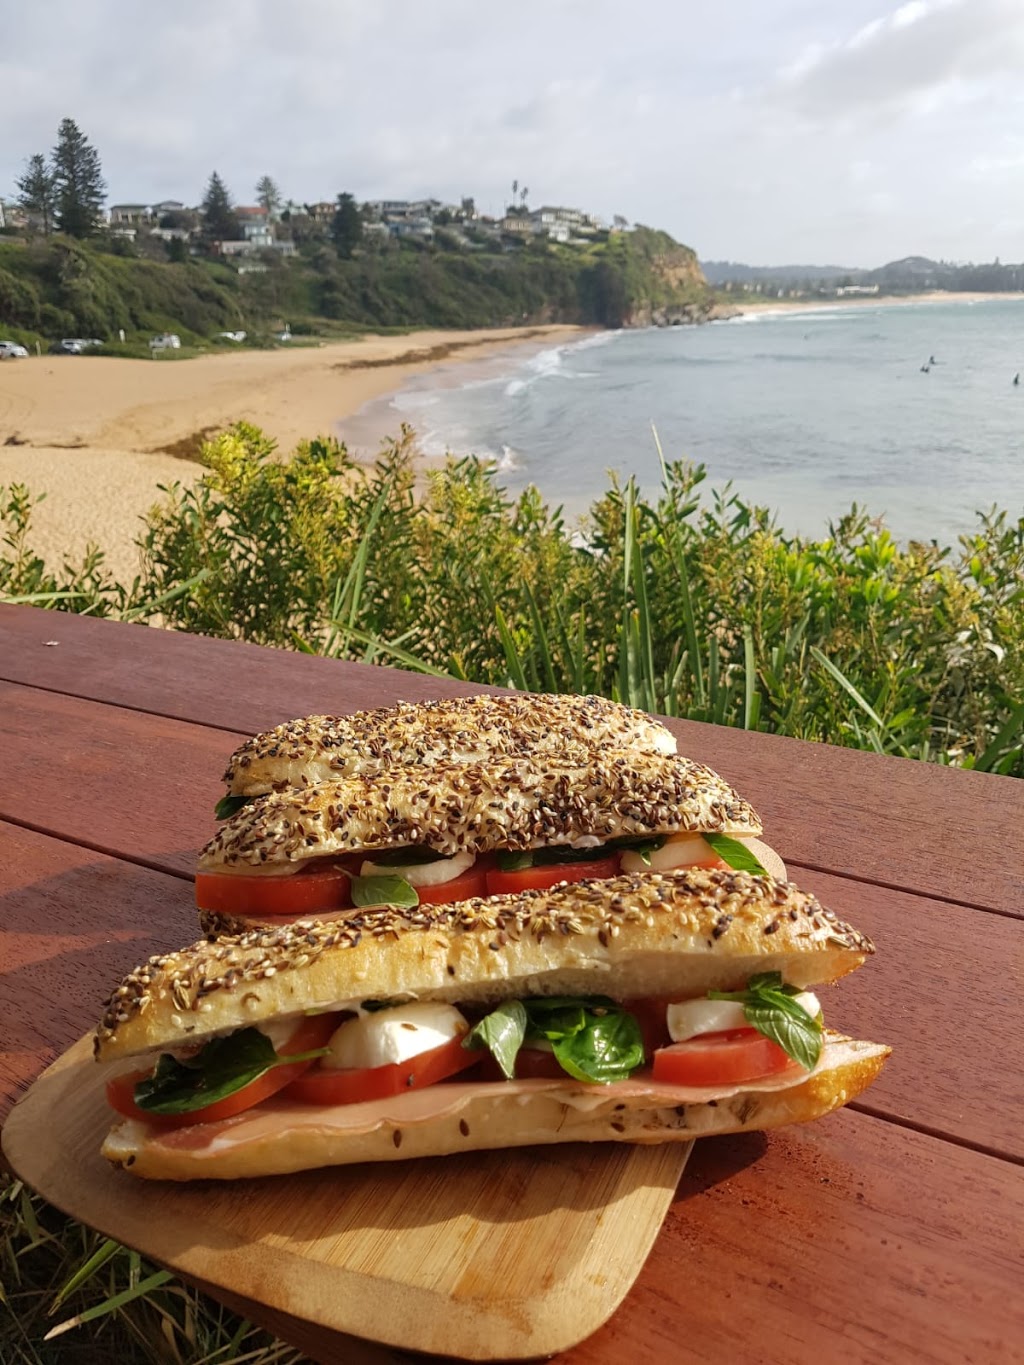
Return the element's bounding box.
[771,0,1024,122]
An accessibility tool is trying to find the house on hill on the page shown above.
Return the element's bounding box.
[109,204,152,226]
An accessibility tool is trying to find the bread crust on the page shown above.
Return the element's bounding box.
[223,694,677,796]
[97,868,873,1062]
[101,1037,890,1180]
[199,751,762,873]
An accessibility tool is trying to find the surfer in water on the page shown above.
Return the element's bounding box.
[1014,373,1020,387]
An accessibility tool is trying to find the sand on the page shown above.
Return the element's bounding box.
[733,290,1024,317]
[0,326,584,586]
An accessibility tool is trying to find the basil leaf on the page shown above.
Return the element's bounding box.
[526,1003,588,1041]
[551,1009,645,1084]
[366,846,448,868]
[133,1028,329,1116]
[462,1000,528,1079]
[744,997,823,1072]
[214,793,252,821]
[708,972,823,1070]
[496,850,534,871]
[703,833,769,875]
[349,873,419,908]
[609,835,666,866]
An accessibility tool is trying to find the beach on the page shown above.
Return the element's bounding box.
[0,325,584,585]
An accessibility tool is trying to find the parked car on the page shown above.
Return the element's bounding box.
[149,333,182,351]
[0,340,30,359]
[49,338,103,355]
[218,330,247,343]
[276,329,292,343]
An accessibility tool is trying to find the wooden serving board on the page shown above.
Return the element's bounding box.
[2,1037,691,1361]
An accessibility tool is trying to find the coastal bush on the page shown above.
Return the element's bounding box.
[3,427,1022,775]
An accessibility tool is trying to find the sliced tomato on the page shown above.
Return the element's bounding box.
[485,852,620,897]
[105,1013,341,1127]
[414,862,490,905]
[285,1033,481,1105]
[651,1027,799,1087]
[195,862,352,918]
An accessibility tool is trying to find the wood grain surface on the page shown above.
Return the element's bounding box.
[3,605,1022,914]
[2,1036,690,1362]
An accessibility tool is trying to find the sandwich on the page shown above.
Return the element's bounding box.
[215,693,679,818]
[97,866,889,1181]
[196,750,787,935]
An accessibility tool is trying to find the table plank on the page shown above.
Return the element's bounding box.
[563,1110,1024,1365]
[0,824,196,1123]
[2,605,1021,915]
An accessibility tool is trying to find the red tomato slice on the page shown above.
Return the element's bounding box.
[285,1032,480,1105]
[652,1028,799,1087]
[413,862,490,905]
[195,862,352,918]
[486,852,620,897]
[105,1013,341,1127]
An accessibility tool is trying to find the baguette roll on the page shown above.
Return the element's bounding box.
[222,693,677,797]
[98,869,871,1064]
[101,1036,890,1181]
[199,752,761,874]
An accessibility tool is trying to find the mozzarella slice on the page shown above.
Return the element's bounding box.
[322,1003,468,1070]
[359,849,475,887]
[735,836,788,882]
[620,832,718,873]
[667,992,820,1042]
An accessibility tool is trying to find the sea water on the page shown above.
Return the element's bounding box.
[340,300,1024,545]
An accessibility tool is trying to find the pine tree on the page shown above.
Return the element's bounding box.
[201,171,239,242]
[255,175,282,219]
[331,192,363,259]
[15,153,56,235]
[51,118,106,238]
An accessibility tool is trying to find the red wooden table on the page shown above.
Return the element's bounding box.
[1,603,1022,1364]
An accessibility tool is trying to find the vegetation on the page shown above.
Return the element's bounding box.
[4,424,1021,774]
[50,119,107,239]
[14,155,56,237]
[330,192,362,259]
[200,171,239,245]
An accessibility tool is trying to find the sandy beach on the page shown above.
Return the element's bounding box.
[734,290,1024,316]
[0,325,584,585]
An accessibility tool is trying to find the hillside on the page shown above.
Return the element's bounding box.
[0,227,714,347]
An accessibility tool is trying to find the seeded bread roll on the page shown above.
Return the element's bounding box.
[199,751,761,873]
[222,693,677,797]
[97,869,872,1063]
[101,1037,890,1180]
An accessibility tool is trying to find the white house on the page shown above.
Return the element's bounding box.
[109,204,152,226]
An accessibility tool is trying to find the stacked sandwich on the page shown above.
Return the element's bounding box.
[95,694,888,1181]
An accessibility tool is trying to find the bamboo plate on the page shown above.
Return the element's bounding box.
[2,1036,692,1361]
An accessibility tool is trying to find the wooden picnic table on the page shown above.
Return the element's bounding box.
[1,601,1021,1364]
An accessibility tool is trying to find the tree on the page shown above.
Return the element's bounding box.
[51,119,106,238]
[201,171,239,243]
[330,192,363,258]
[255,175,282,219]
[165,236,189,264]
[15,153,56,235]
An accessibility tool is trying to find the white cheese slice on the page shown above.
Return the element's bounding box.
[620,832,718,873]
[667,992,820,1042]
[359,849,476,887]
[322,1003,468,1070]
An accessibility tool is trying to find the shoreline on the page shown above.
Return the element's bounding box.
[731,290,1024,318]
[0,324,587,583]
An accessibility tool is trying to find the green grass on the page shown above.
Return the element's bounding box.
[0,1175,308,1364]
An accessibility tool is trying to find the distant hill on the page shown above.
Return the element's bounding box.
[0,227,715,348]
[702,255,1024,293]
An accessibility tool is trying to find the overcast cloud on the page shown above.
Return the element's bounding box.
[3,0,1023,265]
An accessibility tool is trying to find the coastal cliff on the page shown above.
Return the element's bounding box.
[591,226,716,328]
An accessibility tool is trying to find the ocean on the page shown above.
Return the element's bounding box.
[338,299,1024,545]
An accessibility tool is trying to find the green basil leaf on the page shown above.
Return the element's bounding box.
[133,1028,330,1116]
[703,833,769,875]
[523,994,616,1014]
[708,972,822,1070]
[360,998,412,1012]
[366,846,448,868]
[349,873,419,908]
[608,835,666,866]
[495,849,534,871]
[462,1000,528,1079]
[214,793,252,821]
[526,1003,589,1041]
[551,1009,645,1084]
[744,998,823,1071]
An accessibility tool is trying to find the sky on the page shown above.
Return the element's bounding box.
[3,0,1024,266]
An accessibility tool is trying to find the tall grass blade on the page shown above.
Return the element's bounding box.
[974,696,1024,772]
[494,603,530,691]
[810,646,887,729]
[44,1269,174,1341]
[50,1238,121,1312]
